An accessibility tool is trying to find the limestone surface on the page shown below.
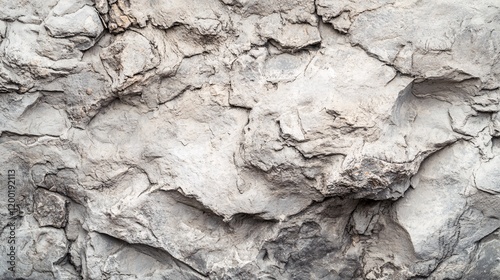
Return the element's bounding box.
[1,0,499,279]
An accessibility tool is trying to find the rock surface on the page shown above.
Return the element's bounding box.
[0,0,499,279]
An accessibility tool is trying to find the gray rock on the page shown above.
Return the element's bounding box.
[395,141,478,273]
[463,229,500,280]
[1,0,500,279]
[33,188,68,228]
[476,156,500,194]
[45,5,104,38]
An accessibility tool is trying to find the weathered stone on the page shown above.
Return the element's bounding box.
[33,188,68,228]
[395,141,481,275]
[45,5,104,38]
[476,156,500,194]
[463,230,500,280]
[1,0,500,279]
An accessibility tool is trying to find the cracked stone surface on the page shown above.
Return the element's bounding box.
[0,0,500,279]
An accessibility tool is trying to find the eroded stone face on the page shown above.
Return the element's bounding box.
[1,0,500,279]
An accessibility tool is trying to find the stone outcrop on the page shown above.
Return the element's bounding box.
[1,0,499,279]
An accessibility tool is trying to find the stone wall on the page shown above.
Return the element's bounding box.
[0,0,499,279]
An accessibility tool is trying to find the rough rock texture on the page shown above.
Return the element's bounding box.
[1,0,500,279]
